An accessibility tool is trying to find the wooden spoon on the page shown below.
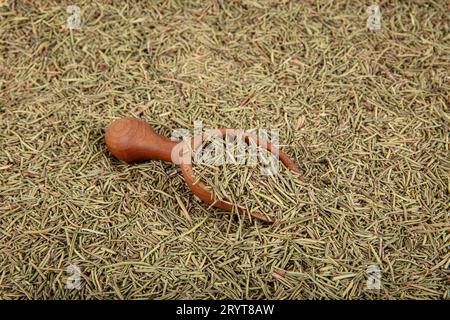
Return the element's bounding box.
[105,118,302,223]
